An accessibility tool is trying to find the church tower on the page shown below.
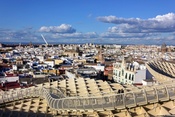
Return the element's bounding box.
[97,46,104,63]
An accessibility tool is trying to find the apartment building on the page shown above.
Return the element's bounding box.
[113,58,152,85]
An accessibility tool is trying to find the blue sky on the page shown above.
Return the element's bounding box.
[0,0,175,45]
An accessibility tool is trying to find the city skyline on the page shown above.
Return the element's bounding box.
[0,0,175,45]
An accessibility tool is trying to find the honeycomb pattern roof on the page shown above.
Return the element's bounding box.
[1,59,175,117]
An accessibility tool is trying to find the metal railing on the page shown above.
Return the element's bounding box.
[1,81,175,111]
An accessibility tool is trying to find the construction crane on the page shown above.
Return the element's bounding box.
[41,34,48,47]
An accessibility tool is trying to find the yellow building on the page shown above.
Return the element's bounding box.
[73,59,86,64]
[64,51,78,58]
[54,59,63,65]
[42,69,60,75]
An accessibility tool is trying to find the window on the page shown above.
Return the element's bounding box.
[119,71,121,77]
[132,75,134,81]
[129,74,131,80]
[115,70,117,76]
[122,69,124,76]
[125,73,127,79]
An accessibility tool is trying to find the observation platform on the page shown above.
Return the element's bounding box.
[1,60,175,116]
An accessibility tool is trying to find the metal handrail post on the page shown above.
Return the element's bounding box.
[123,93,126,108]
[154,87,159,102]
[143,89,148,104]
[132,92,137,106]
[164,85,170,100]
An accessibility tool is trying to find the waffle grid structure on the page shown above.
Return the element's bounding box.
[146,60,175,82]
[1,78,175,116]
[1,60,175,116]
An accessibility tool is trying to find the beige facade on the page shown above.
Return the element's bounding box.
[54,59,63,65]
[64,51,78,58]
[16,59,23,65]
[73,59,86,64]
[42,69,59,75]
[113,59,135,84]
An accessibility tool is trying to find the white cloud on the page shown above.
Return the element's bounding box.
[39,24,76,33]
[51,32,98,39]
[97,15,141,24]
[100,31,156,38]
[0,28,39,42]
[97,13,175,33]
[95,13,175,44]
[1,13,175,45]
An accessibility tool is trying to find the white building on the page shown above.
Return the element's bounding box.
[84,64,105,72]
[113,58,152,85]
[44,60,54,67]
[36,56,44,62]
